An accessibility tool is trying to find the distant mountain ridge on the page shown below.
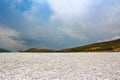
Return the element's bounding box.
[0,48,11,52]
[21,39,120,52]
[20,48,55,52]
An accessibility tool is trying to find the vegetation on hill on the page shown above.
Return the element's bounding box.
[20,48,55,53]
[59,39,120,52]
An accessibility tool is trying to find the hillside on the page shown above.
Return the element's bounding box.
[21,48,55,52]
[20,39,120,52]
[0,48,11,52]
[59,39,120,52]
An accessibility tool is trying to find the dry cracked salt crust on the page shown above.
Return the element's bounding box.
[0,53,120,80]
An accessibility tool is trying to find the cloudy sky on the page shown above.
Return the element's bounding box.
[0,0,120,51]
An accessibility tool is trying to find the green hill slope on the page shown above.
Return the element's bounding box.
[59,39,120,52]
[21,48,55,53]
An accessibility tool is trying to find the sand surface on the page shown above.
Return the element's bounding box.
[0,53,120,80]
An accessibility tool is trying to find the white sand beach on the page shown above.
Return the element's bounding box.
[0,53,120,80]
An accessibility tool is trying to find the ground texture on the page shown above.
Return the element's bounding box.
[0,53,120,80]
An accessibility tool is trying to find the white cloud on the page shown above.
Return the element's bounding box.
[48,0,120,42]
[111,35,120,40]
[48,0,95,19]
[22,0,120,44]
[57,23,88,41]
[0,25,27,51]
